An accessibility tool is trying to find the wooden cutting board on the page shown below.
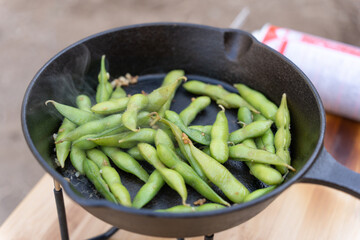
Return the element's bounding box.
[1,113,360,240]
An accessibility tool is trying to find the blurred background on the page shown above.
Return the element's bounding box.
[1,0,359,224]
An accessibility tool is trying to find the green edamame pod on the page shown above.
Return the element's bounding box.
[58,113,123,142]
[70,146,86,174]
[127,146,145,161]
[110,85,127,99]
[237,107,253,125]
[253,113,275,153]
[86,148,111,168]
[157,70,185,117]
[188,125,212,136]
[229,144,295,171]
[45,100,101,125]
[210,106,229,164]
[229,120,273,144]
[122,94,149,131]
[216,93,258,112]
[156,203,225,213]
[234,83,278,121]
[83,159,117,203]
[183,80,258,112]
[55,118,76,168]
[76,94,92,112]
[184,134,249,203]
[101,146,149,182]
[146,77,183,112]
[274,93,291,174]
[138,143,188,205]
[157,144,230,206]
[179,96,211,126]
[165,110,211,145]
[158,117,207,182]
[71,125,128,150]
[96,55,113,103]
[182,80,230,101]
[90,128,156,148]
[132,170,165,209]
[100,166,131,207]
[154,128,175,151]
[242,140,283,186]
[91,97,129,115]
[243,186,276,203]
[161,70,185,87]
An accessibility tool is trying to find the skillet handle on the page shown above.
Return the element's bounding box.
[300,147,360,198]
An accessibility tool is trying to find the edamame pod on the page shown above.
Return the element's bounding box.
[157,144,230,206]
[229,144,295,171]
[229,120,273,144]
[158,70,185,117]
[253,113,275,153]
[83,159,117,203]
[146,77,184,112]
[127,146,145,161]
[138,143,188,205]
[91,97,129,114]
[110,85,127,99]
[100,166,131,207]
[122,94,149,131]
[89,128,156,149]
[70,146,86,174]
[76,94,92,112]
[156,203,225,213]
[102,146,149,182]
[234,83,278,121]
[132,170,165,209]
[274,93,292,174]
[243,186,276,203]
[58,113,123,142]
[96,55,113,103]
[86,148,111,168]
[210,106,229,164]
[165,110,211,145]
[179,96,211,126]
[55,118,76,168]
[242,140,283,186]
[183,80,257,112]
[154,128,175,151]
[45,100,101,125]
[185,134,250,203]
[188,125,212,136]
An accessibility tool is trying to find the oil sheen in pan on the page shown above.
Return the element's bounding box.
[58,73,267,210]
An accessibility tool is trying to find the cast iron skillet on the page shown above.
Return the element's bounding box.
[21,23,360,238]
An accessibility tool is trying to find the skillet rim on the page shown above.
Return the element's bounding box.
[21,22,326,219]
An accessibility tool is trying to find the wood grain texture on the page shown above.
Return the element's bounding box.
[1,113,359,240]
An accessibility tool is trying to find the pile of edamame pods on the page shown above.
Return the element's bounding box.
[46,55,294,213]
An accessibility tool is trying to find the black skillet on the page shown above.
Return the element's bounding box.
[21,23,360,238]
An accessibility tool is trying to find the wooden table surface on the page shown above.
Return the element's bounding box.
[1,113,360,240]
